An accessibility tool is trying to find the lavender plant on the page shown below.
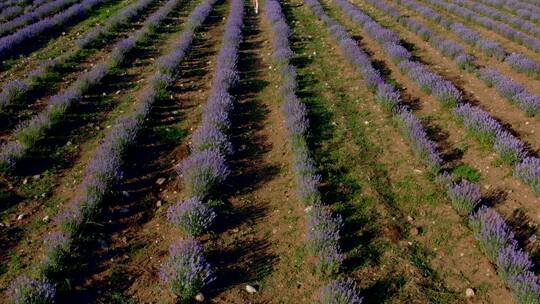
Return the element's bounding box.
[496,245,534,284]
[6,275,55,304]
[514,157,540,195]
[447,180,481,215]
[167,197,216,236]
[160,239,214,301]
[469,206,516,261]
[320,279,363,304]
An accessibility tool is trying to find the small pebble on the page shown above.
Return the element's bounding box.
[194,293,205,302]
[465,288,475,298]
[245,285,257,294]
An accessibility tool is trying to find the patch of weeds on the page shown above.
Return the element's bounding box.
[19,171,55,199]
[452,164,481,182]
[9,252,22,274]
[154,125,189,144]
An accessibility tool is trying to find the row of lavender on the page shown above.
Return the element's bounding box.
[483,0,540,23]
[5,0,204,301]
[422,0,540,55]
[266,0,363,302]
[0,0,105,59]
[0,0,81,36]
[0,3,26,23]
[387,0,540,197]
[456,0,540,41]
[367,1,540,142]
[331,0,540,301]
[159,0,243,301]
[0,0,29,12]
[0,0,158,115]
[0,0,42,22]
[0,0,178,172]
[399,0,540,83]
[397,0,540,100]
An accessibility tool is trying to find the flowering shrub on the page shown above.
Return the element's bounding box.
[160,239,214,300]
[167,198,216,236]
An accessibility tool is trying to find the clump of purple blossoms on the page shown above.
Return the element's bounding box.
[40,231,71,278]
[375,83,400,112]
[307,205,344,277]
[496,245,533,285]
[384,43,411,63]
[494,131,526,165]
[177,149,229,199]
[167,197,216,236]
[6,275,55,304]
[514,157,540,196]
[160,238,214,301]
[320,278,363,304]
[513,92,540,117]
[190,122,233,156]
[447,180,481,216]
[505,53,540,77]
[454,103,501,146]
[509,271,540,304]
[432,80,462,107]
[455,54,475,72]
[395,109,442,171]
[469,206,516,261]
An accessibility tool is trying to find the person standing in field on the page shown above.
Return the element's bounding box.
[254,0,258,14]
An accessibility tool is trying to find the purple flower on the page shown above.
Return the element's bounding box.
[454,103,501,145]
[320,278,363,304]
[0,79,28,109]
[160,238,214,300]
[307,205,342,256]
[509,271,540,304]
[396,109,442,170]
[0,141,24,171]
[514,92,540,117]
[375,83,400,112]
[469,206,516,260]
[384,43,411,63]
[432,80,462,107]
[514,157,540,195]
[506,53,540,77]
[496,245,533,284]
[494,131,526,165]
[306,204,344,277]
[177,149,229,199]
[447,180,481,215]
[167,197,216,236]
[190,122,233,155]
[455,54,475,71]
[6,275,55,304]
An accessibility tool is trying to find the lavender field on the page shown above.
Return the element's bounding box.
[0,0,540,302]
